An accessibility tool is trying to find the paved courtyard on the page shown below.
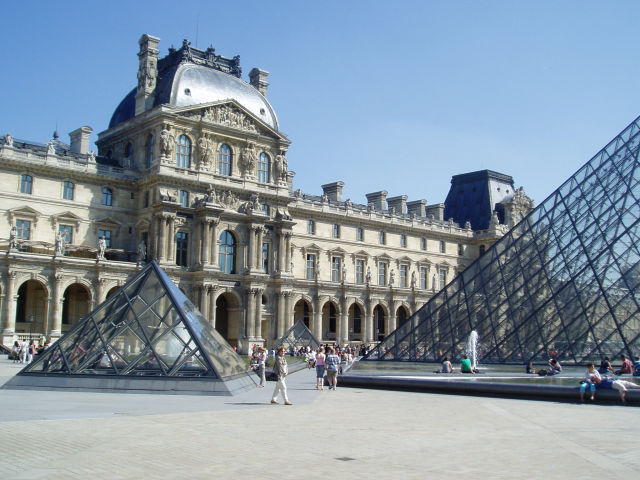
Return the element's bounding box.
[0,358,639,479]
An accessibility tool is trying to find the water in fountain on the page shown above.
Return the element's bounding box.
[466,330,479,370]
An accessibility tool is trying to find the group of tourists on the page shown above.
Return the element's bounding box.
[580,359,640,403]
[9,336,49,364]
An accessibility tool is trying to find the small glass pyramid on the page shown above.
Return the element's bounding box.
[365,115,640,365]
[21,261,248,379]
[274,320,321,353]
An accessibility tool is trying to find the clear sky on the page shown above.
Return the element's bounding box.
[2,0,640,208]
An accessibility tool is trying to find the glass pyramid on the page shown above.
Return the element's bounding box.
[20,261,249,379]
[365,115,640,365]
[274,320,321,353]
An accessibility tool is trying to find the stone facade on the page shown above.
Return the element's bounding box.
[0,35,532,352]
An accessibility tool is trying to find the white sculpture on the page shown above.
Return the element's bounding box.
[97,236,107,260]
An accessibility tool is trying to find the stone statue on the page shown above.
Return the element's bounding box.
[54,231,65,256]
[465,221,471,230]
[197,134,213,170]
[321,193,328,203]
[88,150,96,162]
[97,236,107,261]
[345,198,352,208]
[239,143,257,176]
[47,142,55,155]
[366,266,372,284]
[432,275,437,292]
[4,133,13,147]
[342,263,347,282]
[136,240,146,264]
[274,152,288,181]
[411,271,417,288]
[159,125,175,158]
[389,269,395,286]
[8,225,18,250]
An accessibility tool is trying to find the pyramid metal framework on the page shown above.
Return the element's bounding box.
[7,261,255,394]
[273,320,321,353]
[365,116,640,365]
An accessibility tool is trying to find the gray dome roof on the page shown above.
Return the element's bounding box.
[170,64,278,129]
[109,41,278,131]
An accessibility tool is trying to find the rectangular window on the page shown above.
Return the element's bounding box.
[420,267,427,290]
[179,190,189,208]
[16,220,31,240]
[400,234,407,248]
[421,237,426,250]
[63,181,74,200]
[379,231,385,245]
[333,224,340,238]
[440,240,446,253]
[331,256,341,282]
[378,262,387,286]
[98,229,112,248]
[307,220,315,235]
[306,253,316,280]
[400,264,408,288]
[176,231,188,266]
[144,191,149,208]
[458,243,464,256]
[58,224,73,244]
[262,242,269,273]
[262,204,270,216]
[20,174,32,194]
[356,227,363,242]
[356,259,364,284]
[439,268,446,289]
[102,188,113,206]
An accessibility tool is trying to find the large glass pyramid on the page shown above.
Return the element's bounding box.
[274,320,321,353]
[7,261,255,394]
[365,115,640,365]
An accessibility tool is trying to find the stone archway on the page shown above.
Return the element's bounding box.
[348,303,364,342]
[215,292,241,348]
[293,298,312,330]
[321,301,339,342]
[15,279,48,338]
[397,305,410,328]
[106,286,120,299]
[62,284,91,332]
[374,304,387,341]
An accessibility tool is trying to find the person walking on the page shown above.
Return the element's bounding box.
[271,346,292,405]
[315,347,326,390]
[257,347,267,388]
[325,347,341,390]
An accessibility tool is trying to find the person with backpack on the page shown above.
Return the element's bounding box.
[325,347,341,390]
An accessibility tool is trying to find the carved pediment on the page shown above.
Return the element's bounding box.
[8,206,41,224]
[51,211,83,231]
[92,217,123,235]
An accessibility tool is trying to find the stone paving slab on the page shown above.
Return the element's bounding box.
[0,358,638,479]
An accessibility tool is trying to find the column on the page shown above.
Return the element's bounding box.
[246,288,256,338]
[247,226,256,271]
[257,228,265,273]
[50,273,64,337]
[199,285,207,316]
[94,278,106,309]
[2,271,17,335]
[364,300,373,344]
[157,214,167,262]
[201,220,211,265]
[339,298,348,345]
[208,286,217,327]
[285,232,292,273]
[313,296,322,341]
[211,220,219,268]
[285,291,293,330]
[254,288,263,340]
[148,214,157,260]
[387,301,397,338]
[277,291,286,338]
[167,216,176,263]
[277,231,285,272]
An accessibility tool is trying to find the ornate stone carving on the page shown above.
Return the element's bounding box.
[136,240,146,265]
[273,151,288,182]
[97,236,106,261]
[159,124,175,161]
[54,230,65,256]
[218,190,239,210]
[197,134,214,171]
[8,225,18,251]
[88,150,96,162]
[4,133,13,147]
[243,192,261,213]
[47,142,56,155]
[201,104,257,133]
[239,143,257,177]
[159,189,177,203]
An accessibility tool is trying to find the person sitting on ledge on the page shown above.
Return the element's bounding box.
[441,356,454,373]
[598,356,614,375]
[460,354,475,374]
[526,361,536,374]
[594,375,640,403]
[579,363,600,402]
[615,354,633,375]
[548,358,562,375]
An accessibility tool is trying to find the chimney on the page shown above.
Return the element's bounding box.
[425,203,445,221]
[407,199,426,217]
[321,181,344,202]
[135,34,160,116]
[387,195,408,215]
[366,190,388,211]
[249,68,269,97]
[69,126,93,154]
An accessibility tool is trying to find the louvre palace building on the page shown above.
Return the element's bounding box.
[0,35,533,353]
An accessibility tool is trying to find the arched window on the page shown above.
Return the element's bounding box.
[146,134,154,169]
[257,152,270,183]
[102,187,113,206]
[175,135,191,168]
[218,144,232,176]
[219,230,236,274]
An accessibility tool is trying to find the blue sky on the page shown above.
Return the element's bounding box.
[3,1,640,207]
